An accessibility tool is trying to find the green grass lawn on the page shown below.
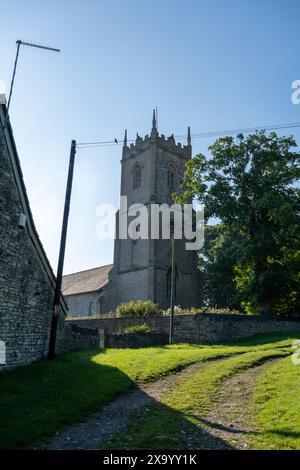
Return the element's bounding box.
[101,345,292,449]
[251,355,300,450]
[0,332,299,449]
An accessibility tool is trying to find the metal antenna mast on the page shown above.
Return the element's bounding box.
[1,40,60,146]
[0,39,61,357]
[7,40,60,113]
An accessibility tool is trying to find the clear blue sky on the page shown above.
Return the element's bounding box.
[1,0,299,274]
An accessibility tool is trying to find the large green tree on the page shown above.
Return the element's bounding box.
[199,224,242,309]
[177,132,300,315]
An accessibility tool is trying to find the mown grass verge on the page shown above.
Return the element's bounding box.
[0,333,298,449]
[250,355,300,450]
[101,346,293,449]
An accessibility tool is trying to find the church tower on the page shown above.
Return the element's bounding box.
[103,112,202,312]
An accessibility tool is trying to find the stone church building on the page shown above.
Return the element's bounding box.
[63,112,202,316]
[62,264,112,316]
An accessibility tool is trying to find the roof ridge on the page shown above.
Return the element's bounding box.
[63,263,113,277]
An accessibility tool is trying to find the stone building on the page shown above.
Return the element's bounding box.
[63,112,202,315]
[0,101,66,369]
[104,111,202,311]
[62,264,112,317]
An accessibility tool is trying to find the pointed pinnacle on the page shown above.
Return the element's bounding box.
[187,126,191,146]
[152,109,157,130]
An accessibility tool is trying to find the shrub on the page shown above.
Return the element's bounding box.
[161,306,242,316]
[162,306,199,316]
[116,300,158,318]
[66,312,115,320]
[198,307,242,315]
[122,324,156,334]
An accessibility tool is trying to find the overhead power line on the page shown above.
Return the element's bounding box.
[76,121,300,149]
[149,243,171,264]
[101,243,172,298]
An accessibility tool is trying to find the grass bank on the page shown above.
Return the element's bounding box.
[251,355,300,449]
[0,333,298,449]
[101,346,292,449]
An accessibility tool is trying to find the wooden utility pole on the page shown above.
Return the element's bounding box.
[169,235,175,344]
[48,140,76,359]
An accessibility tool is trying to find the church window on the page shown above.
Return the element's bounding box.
[133,164,142,189]
[167,164,176,191]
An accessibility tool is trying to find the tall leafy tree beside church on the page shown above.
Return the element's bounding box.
[177,132,300,315]
[199,224,243,310]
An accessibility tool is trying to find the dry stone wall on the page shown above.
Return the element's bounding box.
[67,313,300,345]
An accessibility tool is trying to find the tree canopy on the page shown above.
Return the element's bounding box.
[177,132,300,315]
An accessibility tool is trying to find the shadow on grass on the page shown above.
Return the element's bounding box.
[94,389,235,451]
[155,331,300,351]
[0,349,133,449]
[1,336,297,450]
[267,429,300,438]
[0,348,236,450]
[222,331,300,348]
[181,417,300,449]
[190,417,300,440]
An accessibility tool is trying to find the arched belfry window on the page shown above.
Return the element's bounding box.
[133,164,142,190]
[167,164,177,191]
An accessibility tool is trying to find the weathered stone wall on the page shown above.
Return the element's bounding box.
[68,313,300,345]
[188,314,300,343]
[105,125,202,313]
[56,322,100,353]
[0,114,65,370]
[67,315,171,336]
[106,332,168,349]
[65,292,102,317]
[104,266,150,314]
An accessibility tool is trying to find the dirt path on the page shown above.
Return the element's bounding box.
[44,361,206,450]
[182,359,278,450]
[40,356,278,450]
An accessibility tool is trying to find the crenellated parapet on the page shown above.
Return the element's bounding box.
[122,110,192,160]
